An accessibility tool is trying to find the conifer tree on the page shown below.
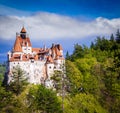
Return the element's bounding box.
[110,33,115,42]
[9,65,28,95]
[116,29,120,43]
[65,51,70,60]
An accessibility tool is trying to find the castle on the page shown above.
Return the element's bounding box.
[6,27,64,87]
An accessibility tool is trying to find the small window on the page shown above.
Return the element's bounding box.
[49,66,51,69]
[31,60,34,63]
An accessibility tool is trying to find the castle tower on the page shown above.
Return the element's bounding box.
[5,27,64,87]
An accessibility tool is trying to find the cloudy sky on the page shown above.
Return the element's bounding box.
[0,0,120,62]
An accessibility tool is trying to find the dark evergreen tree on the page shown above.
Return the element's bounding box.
[110,33,115,42]
[116,29,120,43]
[90,42,95,49]
[65,51,70,60]
[70,44,84,61]
[8,65,28,95]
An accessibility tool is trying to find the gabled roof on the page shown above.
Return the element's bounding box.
[51,45,62,56]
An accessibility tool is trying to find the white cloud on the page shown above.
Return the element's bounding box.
[0,12,120,41]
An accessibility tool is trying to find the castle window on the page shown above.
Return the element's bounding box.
[49,66,51,69]
[31,60,34,63]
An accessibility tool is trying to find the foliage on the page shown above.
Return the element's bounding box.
[0,64,6,84]
[64,29,120,113]
[70,44,84,61]
[65,60,83,95]
[64,93,107,113]
[0,84,28,113]
[27,85,62,113]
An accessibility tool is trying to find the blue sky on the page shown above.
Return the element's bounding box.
[0,0,120,18]
[0,0,120,62]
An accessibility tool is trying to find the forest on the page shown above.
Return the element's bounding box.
[0,29,120,113]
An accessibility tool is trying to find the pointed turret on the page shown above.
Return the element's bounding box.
[20,26,26,33]
[13,37,22,52]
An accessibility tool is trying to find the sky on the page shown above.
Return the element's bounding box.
[0,0,120,63]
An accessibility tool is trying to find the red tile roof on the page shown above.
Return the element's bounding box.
[18,36,32,47]
[32,48,41,53]
[13,37,22,52]
[13,35,32,52]
[10,27,64,62]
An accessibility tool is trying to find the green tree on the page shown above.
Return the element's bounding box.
[27,85,62,113]
[64,93,108,113]
[0,64,6,84]
[65,60,83,95]
[70,44,84,61]
[9,65,28,96]
[0,84,28,113]
[51,70,65,94]
[65,51,70,60]
[75,58,101,96]
[116,29,120,43]
[110,33,115,42]
[90,42,95,49]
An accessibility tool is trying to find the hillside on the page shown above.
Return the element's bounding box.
[0,30,120,113]
[65,30,120,113]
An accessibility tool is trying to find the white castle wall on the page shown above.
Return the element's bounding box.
[45,63,54,88]
[8,60,46,84]
[22,47,32,54]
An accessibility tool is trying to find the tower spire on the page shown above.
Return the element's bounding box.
[21,26,26,33]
